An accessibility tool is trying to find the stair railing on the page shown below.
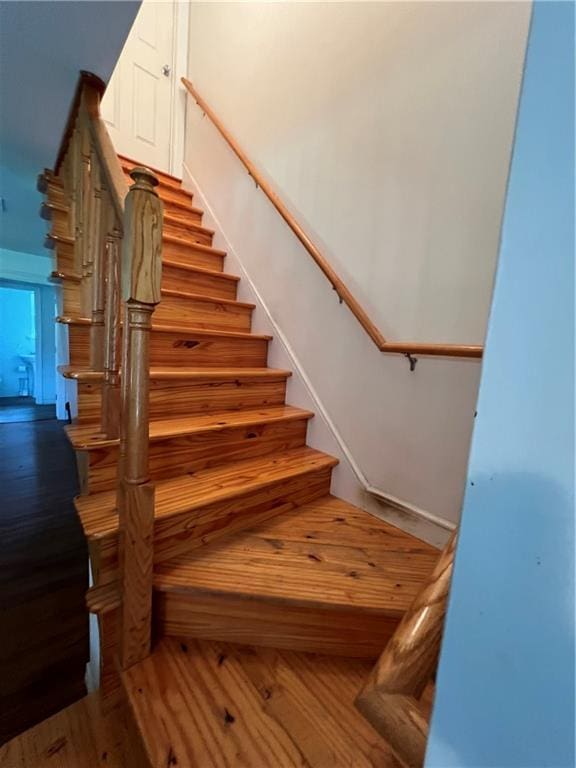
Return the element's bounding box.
[53,71,163,669]
[182,78,483,362]
[355,531,457,768]
[55,70,129,438]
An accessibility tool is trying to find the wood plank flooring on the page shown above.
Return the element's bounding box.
[154,495,438,657]
[0,419,89,744]
[0,694,133,767]
[0,403,56,424]
[123,638,404,768]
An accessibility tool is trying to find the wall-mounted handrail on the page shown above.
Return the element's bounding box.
[355,531,457,768]
[182,78,483,360]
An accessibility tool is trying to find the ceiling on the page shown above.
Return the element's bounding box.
[0,1,140,256]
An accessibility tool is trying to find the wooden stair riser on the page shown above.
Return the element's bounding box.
[122,172,194,207]
[161,264,237,300]
[119,159,187,195]
[54,241,76,274]
[46,209,70,237]
[44,181,66,203]
[162,241,225,272]
[87,465,333,587]
[68,324,91,367]
[67,325,269,368]
[163,202,203,227]
[151,328,269,367]
[83,418,309,493]
[156,186,194,208]
[156,592,399,659]
[163,218,213,246]
[77,376,288,425]
[154,294,253,333]
[60,281,81,316]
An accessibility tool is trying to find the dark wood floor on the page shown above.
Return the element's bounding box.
[0,400,57,424]
[0,418,89,744]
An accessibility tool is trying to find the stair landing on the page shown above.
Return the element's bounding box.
[123,638,405,768]
[154,495,439,657]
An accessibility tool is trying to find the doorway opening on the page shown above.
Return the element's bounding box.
[0,282,57,423]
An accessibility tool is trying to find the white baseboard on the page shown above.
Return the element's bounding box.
[181,162,454,547]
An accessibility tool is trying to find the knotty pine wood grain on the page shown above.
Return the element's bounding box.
[75,370,289,425]
[122,638,401,768]
[152,495,437,656]
[84,461,335,587]
[149,325,270,367]
[154,290,254,332]
[75,408,311,493]
[0,693,148,767]
[161,260,238,299]
[162,201,203,226]
[157,592,399,658]
[61,318,271,368]
[163,214,214,246]
[162,237,225,272]
[68,404,311,449]
[76,447,336,539]
[355,533,455,768]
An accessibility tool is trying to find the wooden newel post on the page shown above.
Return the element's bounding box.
[118,166,163,669]
[355,531,457,768]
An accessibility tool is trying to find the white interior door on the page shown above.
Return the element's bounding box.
[102,0,175,173]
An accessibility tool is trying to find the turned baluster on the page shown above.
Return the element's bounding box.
[101,207,122,438]
[78,114,93,316]
[70,125,83,277]
[117,166,163,669]
[89,153,106,370]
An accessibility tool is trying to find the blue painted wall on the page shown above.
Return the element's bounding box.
[426,2,575,766]
[0,286,36,397]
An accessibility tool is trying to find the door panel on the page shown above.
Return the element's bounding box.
[101,0,174,172]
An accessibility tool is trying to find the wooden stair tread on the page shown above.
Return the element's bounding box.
[59,365,290,382]
[119,154,186,189]
[56,315,272,340]
[163,234,226,257]
[122,638,400,768]
[162,198,204,217]
[0,692,132,767]
[76,447,338,539]
[154,495,438,617]
[163,212,214,237]
[161,287,254,309]
[162,258,239,282]
[66,405,313,449]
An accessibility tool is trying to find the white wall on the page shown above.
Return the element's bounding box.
[184,2,531,529]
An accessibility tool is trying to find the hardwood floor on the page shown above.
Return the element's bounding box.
[0,402,57,424]
[0,419,89,744]
[123,638,405,768]
[0,693,132,767]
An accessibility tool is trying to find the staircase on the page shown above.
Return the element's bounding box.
[1,74,451,767]
[64,156,438,764]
